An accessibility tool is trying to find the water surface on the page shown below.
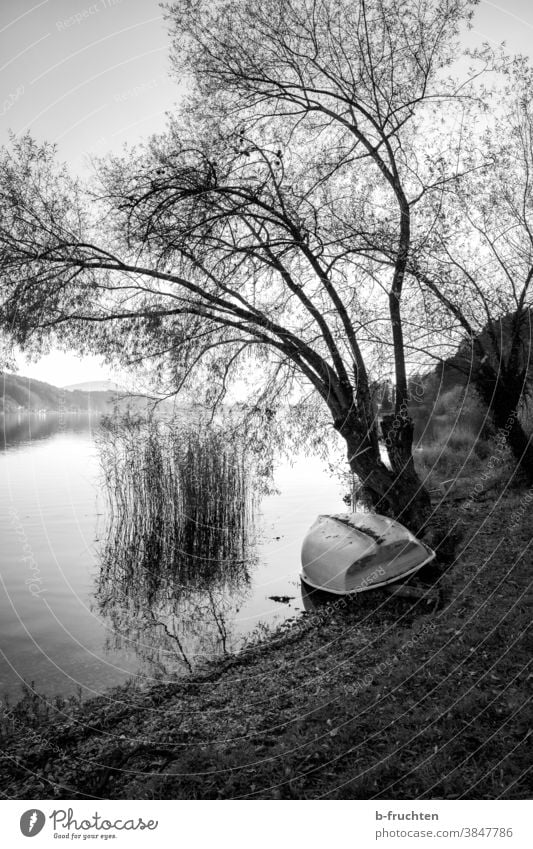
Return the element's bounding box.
[0,413,344,701]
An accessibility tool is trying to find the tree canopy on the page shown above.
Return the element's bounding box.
[2,0,533,525]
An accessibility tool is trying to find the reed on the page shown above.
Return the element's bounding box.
[95,414,254,671]
[97,413,252,587]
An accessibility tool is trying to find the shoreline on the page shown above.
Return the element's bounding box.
[1,491,531,800]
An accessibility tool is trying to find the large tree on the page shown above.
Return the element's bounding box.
[0,0,490,530]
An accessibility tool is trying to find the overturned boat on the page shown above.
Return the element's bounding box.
[300,513,435,595]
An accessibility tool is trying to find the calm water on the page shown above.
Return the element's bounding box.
[0,413,344,701]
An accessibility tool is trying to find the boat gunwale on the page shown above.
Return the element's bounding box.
[299,548,436,595]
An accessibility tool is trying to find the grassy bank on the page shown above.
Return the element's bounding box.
[1,481,531,800]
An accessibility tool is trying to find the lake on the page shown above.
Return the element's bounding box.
[0,413,345,702]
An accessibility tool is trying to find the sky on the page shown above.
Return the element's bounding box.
[2,0,533,386]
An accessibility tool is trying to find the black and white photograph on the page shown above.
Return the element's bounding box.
[0,0,531,835]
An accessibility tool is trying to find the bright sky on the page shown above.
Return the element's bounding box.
[2,0,533,386]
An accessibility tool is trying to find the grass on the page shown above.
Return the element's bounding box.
[412,387,513,493]
[0,682,83,737]
[0,409,529,799]
[0,477,530,800]
[414,439,489,490]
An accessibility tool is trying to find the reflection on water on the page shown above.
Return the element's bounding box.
[0,411,345,701]
[96,570,249,675]
[300,579,336,613]
[0,411,94,450]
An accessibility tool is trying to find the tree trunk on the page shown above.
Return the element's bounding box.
[337,413,431,536]
[491,399,533,482]
[505,418,533,480]
[475,373,533,482]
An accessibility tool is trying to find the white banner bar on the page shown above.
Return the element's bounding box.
[1,799,532,848]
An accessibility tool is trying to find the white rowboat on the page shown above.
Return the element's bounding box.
[300,512,435,595]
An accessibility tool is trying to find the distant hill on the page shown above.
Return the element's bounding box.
[0,373,150,414]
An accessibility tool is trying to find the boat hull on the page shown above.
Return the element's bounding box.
[300,513,435,595]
